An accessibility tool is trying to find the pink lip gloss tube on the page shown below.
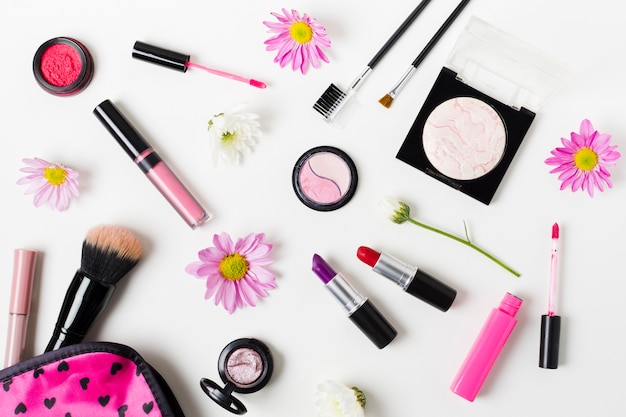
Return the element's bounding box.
[4,249,38,367]
[94,99,210,229]
[450,292,522,402]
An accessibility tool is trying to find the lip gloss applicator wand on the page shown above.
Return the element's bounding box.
[132,41,266,89]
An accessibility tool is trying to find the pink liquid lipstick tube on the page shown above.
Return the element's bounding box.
[94,99,210,229]
[450,292,522,401]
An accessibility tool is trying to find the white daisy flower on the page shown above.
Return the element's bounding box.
[207,104,262,166]
[315,380,366,417]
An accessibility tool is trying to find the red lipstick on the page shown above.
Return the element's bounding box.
[356,246,457,312]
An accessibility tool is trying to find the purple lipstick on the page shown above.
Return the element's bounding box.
[311,254,397,349]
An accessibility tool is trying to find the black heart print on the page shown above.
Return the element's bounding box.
[57,361,69,372]
[118,404,128,417]
[34,368,44,378]
[3,378,12,391]
[99,395,110,406]
[14,402,26,414]
[143,401,154,414]
[80,377,90,390]
[44,397,56,409]
[65,413,71,417]
[111,362,123,375]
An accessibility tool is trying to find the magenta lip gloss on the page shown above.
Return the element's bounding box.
[4,249,38,367]
[94,99,210,229]
[450,292,522,402]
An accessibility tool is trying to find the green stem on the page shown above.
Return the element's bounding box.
[407,217,520,277]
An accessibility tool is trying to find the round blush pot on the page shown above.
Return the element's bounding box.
[200,338,274,414]
[292,146,358,211]
[33,37,94,96]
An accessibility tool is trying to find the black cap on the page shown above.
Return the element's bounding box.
[132,41,189,72]
[406,269,457,312]
[349,299,397,349]
[539,314,561,369]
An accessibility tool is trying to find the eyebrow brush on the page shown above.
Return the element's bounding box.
[312,0,432,122]
[379,0,471,108]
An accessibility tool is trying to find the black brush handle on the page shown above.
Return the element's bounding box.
[411,0,471,68]
[367,0,432,68]
[44,271,115,352]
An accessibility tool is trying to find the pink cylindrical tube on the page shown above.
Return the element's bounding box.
[94,99,211,229]
[450,292,522,402]
[4,249,38,367]
[144,158,209,229]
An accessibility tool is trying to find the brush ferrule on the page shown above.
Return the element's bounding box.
[348,66,373,91]
[388,65,417,98]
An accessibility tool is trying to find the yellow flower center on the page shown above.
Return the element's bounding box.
[221,131,237,143]
[43,166,68,186]
[290,21,313,44]
[574,147,598,171]
[219,253,249,281]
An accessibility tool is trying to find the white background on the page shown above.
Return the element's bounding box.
[0,0,623,415]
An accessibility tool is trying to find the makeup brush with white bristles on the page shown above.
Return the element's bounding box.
[312,0,432,121]
[44,225,143,352]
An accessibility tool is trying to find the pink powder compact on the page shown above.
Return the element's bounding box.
[33,37,94,96]
[292,146,358,211]
[200,338,273,414]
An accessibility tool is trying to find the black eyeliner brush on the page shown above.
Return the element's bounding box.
[313,0,432,122]
[379,0,471,108]
[44,225,143,352]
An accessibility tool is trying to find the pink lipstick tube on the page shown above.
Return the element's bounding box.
[450,292,522,402]
[94,100,210,229]
[4,249,38,367]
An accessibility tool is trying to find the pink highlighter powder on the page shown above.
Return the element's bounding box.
[422,97,506,181]
[39,43,82,87]
[226,348,263,386]
[298,152,351,204]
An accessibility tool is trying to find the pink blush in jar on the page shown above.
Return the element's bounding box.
[33,37,94,96]
[292,146,358,211]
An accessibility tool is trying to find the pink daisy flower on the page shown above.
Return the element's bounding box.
[185,232,276,314]
[17,157,79,211]
[263,8,331,74]
[545,119,620,197]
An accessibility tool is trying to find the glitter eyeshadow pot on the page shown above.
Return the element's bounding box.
[33,37,94,96]
[200,338,274,415]
[396,17,568,205]
[292,146,358,211]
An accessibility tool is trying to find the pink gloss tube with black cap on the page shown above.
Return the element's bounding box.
[94,99,210,229]
[4,249,38,367]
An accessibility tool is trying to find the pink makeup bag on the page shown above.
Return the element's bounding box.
[0,341,186,416]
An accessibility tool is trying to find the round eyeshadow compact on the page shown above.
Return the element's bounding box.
[422,96,506,181]
[200,338,274,415]
[33,37,94,96]
[292,146,358,211]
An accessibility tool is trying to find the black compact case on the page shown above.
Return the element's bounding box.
[396,67,535,205]
[396,16,568,205]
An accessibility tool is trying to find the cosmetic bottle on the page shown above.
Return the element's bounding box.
[450,292,522,402]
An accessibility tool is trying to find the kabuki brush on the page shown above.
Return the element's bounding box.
[44,225,143,352]
[312,0,431,122]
